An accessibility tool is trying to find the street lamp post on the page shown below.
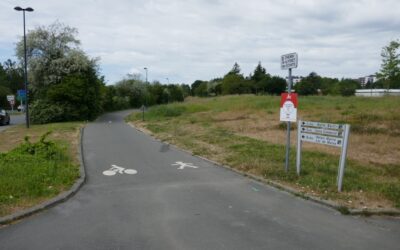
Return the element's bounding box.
[143,67,148,83]
[14,6,34,129]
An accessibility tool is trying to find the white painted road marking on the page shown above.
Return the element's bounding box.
[172,161,199,170]
[103,165,138,176]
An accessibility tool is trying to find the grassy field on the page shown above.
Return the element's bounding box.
[127,95,400,210]
[0,122,83,217]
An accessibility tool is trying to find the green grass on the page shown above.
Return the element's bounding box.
[128,95,400,209]
[0,124,82,217]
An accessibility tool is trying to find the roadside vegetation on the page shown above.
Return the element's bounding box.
[0,123,82,217]
[128,95,400,210]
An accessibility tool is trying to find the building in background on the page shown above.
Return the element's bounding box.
[286,76,303,86]
[355,89,400,97]
[357,75,378,88]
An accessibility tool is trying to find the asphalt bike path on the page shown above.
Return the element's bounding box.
[0,110,399,249]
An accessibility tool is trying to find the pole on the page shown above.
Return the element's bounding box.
[296,119,302,175]
[22,10,30,128]
[284,68,292,172]
[337,125,350,192]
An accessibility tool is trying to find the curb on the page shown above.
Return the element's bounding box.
[129,122,400,217]
[0,127,87,225]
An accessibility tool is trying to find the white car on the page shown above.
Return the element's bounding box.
[17,105,25,112]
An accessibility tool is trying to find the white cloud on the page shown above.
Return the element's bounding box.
[0,0,399,84]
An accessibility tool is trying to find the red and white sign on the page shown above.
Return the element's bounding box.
[280,93,298,122]
[10,99,15,106]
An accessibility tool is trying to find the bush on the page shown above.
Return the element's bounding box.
[30,100,65,124]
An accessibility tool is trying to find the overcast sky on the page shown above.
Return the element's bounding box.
[1,0,399,84]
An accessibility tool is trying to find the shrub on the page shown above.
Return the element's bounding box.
[30,100,65,124]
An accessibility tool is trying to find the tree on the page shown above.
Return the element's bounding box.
[251,62,268,82]
[377,40,400,89]
[226,62,241,76]
[221,74,245,94]
[337,79,359,96]
[193,82,208,97]
[191,80,206,96]
[0,85,12,108]
[295,72,321,95]
[265,76,286,95]
[180,84,191,98]
[319,77,339,95]
[0,60,24,94]
[16,22,105,123]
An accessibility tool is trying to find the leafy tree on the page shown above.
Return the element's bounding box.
[166,84,184,102]
[147,82,165,105]
[337,79,360,96]
[191,80,206,96]
[295,72,321,95]
[180,84,191,98]
[221,74,245,94]
[251,62,269,82]
[0,60,24,95]
[0,85,12,108]
[16,22,105,123]
[115,78,148,108]
[227,62,241,76]
[319,77,339,95]
[377,40,400,89]
[194,82,208,97]
[265,76,286,95]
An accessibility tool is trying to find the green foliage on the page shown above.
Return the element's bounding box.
[295,72,321,95]
[0,60,24,96]
[0,85,12,108]
[15,22,105,124]
[265,76,286,95]
[337,79,360,96]
[378,40,400,88]
[193,82,208,97]
[30,100,65,124]
[221,74,247,94]
[251,62,269,82]
[227,62,241,76]
[0,132,78,213]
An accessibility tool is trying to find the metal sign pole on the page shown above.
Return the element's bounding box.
[337,124,350,192]
[296,119,302,175]
[284,68,292,172]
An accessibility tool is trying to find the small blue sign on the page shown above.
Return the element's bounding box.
[17,89,26,98]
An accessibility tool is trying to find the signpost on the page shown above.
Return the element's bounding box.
[7,95,15,111]
[281,52,298,172]
[17,89,26,99]
[141,105,146,121]
[17,89,26,112]
[296,120,350,192]
[281,53,298,70]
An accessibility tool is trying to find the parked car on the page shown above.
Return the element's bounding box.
[0,109,10,125]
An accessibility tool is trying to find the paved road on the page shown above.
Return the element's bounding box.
[0,114,25,132]
[0,110,399,249]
